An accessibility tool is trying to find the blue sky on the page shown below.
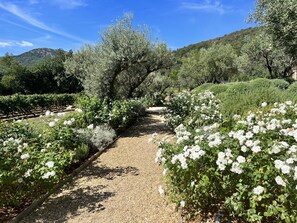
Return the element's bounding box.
[0,0,256,56]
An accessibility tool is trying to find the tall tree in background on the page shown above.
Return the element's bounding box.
[250,0,297,76]
[178,44,238,88]
[65,13,173,99]
[0,54,30,95]
[237,32,292,79]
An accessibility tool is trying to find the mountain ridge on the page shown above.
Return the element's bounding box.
[13,48,63,65]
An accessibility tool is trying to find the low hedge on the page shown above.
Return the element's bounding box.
[0,93,77,116]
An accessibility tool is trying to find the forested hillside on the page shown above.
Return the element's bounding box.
[175,27,262,58]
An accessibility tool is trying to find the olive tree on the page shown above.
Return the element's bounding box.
[178,44,238,88]
[65,13,173,99]
[250,0,297,71]
[237,32,292,79]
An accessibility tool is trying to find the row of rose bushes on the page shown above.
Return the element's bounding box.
[0,93,77,116]
[157,85,297,222]
[0,96,146,208]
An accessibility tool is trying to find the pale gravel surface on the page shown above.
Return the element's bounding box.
[21,114,180,223]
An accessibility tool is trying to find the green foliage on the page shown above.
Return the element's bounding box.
[164,91,193,129]
[0,95,145,208]
[175,27,262,58]
[0,50,82,95]
[109,99,146,131]
[179,44,238,88]
[65,13,173,99]
[74,96,110,127]
[236,32,291,80]
[192,83,214,94]
[191,78,297,118]
[287,82,297,91]
[208,84,229,95]
[0,122,74,207]
[158,91,297,222]
[0,93,77,116]
[250,0,297,58]
[270,79,290,89]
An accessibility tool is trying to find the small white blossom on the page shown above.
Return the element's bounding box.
[87,124,94,129]
[45,110,51,116]
[21,153,30,160]
[231,162,243,174]
[45,161,54,168]
[281,165,291,174]
[275,176,286,187]
[75,108,83,113]
[48,121,55,127]
[180,200,185,208]
[251,145,261,153]
[24,169,32,178]
[274,160,284,169]
[253,186,264,195]
[261,102,267,107]
[158,185,165,196]
[42,171,56,179]
[236,156,246,164]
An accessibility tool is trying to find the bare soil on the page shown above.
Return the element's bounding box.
[20,114,180,223]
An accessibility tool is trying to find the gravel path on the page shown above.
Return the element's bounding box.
[21,114,179,223]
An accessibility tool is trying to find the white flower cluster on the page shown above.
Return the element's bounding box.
[45,110,55,117]
[183,145,206,160]
[63,117,75,126]
[207,132,223,148]
[216,149,233,171]
[253,185,264,195]
[42,171,56,179]
[171,153,188,169]
[175,124,191,144]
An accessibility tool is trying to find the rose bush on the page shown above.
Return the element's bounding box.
[1,96,146,208]
[157,91,297,222]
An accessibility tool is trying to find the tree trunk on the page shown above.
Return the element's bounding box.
[264,56,273,79]
[291,58,297,80]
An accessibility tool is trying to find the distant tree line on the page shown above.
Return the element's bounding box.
[0,50,82,95]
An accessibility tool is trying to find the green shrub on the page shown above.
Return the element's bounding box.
[249,78,272,89]
[219,86,287,118]
[192,83,214,94]
[0,122,74,207]
[0,95,145,209]
[109,99,146,131]
[0,93,77,116]
[75,96,110,127]
[270,79,290,89]
[287,82,297,95]
[208,84,229,95]
[158,92,297,222]
[164,91,192,129]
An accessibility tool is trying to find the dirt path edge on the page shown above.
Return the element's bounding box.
[11,133,122,223]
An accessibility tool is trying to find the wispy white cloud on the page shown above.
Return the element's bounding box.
[181,1,231,14]
[0,40,34,47]
[0,1,86,42]
[0,41,12,47]
[19,41,33,47]
[52,0,87,9]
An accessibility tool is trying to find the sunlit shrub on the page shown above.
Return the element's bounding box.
[158,92,297,222]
